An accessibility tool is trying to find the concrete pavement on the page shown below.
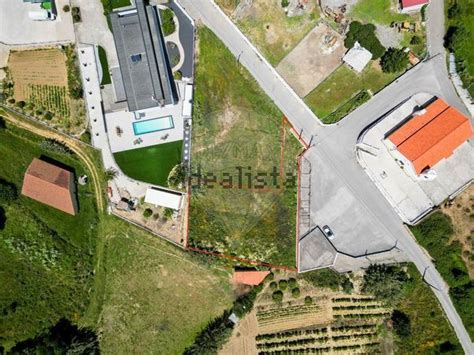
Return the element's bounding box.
[179,0,473,352]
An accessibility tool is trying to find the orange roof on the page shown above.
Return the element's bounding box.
[21,158,77,215]
[233,271,270,286]
[389,99,473,175]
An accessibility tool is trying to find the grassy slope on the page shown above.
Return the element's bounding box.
[396,264,462,353]
[304,64,396,119]
[0,125,98,349]
[410,212,473,338]
[113,140,182,186]
[190,27,300,267]
[96,217,234,354]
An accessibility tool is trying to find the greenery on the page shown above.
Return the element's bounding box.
[98,46,111,85]
[344,21,385,59]
[272,290,284,303]
[281,0,289,7]
[304,296,312,305]
[305,65,396,122]
[114,140,182,186]
[62,5,70,12]
[391,310,411,338]
[104,167,118,181]
[380,47,409,73]
[301,268,352,292]
[160,8,176,36]
[445,0,474,96]
[0,178,18,203]
[350,0,410,26]
[233,283,263,318]
[291,287,300,298]
[270,281,277,290]
[64,46,83,100]
[410,35,421,45]
[143,208,153,218]
[362,264,408,304]
[167,164,186,189]
[410,211,473,337]
[0,125,99,350]
[288,277,297,289]
[101,0,131,15]
[278,279,288,291]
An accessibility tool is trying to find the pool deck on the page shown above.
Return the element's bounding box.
[105,85,186,153]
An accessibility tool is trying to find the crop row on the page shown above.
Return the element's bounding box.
[330,323,377,333]
[256,327,328,342]
[332,297,376,303]
[257,305,320,320]
[332,331,378,342]
[334,312,390,319]
[332,304,383,311]
[27,84,70,118]
[257,341,380,354]
[256,336,330,350]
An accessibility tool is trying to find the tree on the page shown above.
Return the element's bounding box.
[304,296,313,305]
[288,277,298,289]
[63,4,70,12]
[391,310,411,337]
[362,264,408,304]
[143,208,153,218]
[278,280,288,291]
[105,167,119,181]
[380,48,409,73]
[281,0,289,7]
[345,21,386,59]
[410,35,421,45]
[0,179,18,203]
[291,287,300,298]
[15,100,26,108]
[269,281,277,290]
[272,290,284,303]
[167,164,186,189]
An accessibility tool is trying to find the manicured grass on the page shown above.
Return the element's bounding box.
[0,124,99,350]
[96,217,234,354]
[350,0,410,25]
[160,8,176,36]
[101,0,131,14]
[190,27,301,267]
[410,212,473,338]
[113,140,182,186]
[97,46,111,85]
[304,64,397,122]
[396,264,462,353]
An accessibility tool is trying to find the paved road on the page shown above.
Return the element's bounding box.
[178,0,473,352]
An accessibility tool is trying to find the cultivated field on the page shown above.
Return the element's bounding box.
[276,22,346,97]
[216,0,320,66]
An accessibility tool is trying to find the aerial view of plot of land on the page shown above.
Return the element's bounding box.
[189,27,302,267]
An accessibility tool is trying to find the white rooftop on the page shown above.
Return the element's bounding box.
[145,187,183,210]
[343,42,373,73]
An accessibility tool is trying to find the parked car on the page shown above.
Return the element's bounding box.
[322,225,334,240]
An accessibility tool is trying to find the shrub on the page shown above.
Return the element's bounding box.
[272,290,284,303]
[167,164,186,189]
[410,36,421,45]
[380,48,409,73]
[143,208,153,218]
[163,207,174,219]
[16,100,26,108]
[160,8,176,36]
[421,4,428,21]
[233,283,263,318]
[44,111,54,120]
[278,280,288,291]
[281,0,289,7]
[345,21,385,59]
[304,296,313,305]
[8,98,15,104]
[288,277,298,289]
[173,70,182,80]
[40,139,73,155]
[63,5,70,12]
[391,310,411,338]
[265,272,275,282]
[0,179,18,203]
[362,264,408,304]
[0,116,6,130]
[105,167,118,181]
[448,3,461,19]
[269,281,277,290]
[291,287,300,298]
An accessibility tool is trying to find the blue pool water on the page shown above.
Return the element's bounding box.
[133,116,174,135]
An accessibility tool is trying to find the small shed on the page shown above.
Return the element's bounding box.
[233,271,270,286]
[342,41,372,73]
[144,187,183,210]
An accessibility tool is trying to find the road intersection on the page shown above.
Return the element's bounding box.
[178,0,473,352]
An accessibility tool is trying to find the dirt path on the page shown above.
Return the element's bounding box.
[1,107,105,212]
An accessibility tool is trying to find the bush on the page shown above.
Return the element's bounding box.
[265,272,275,282]
[269,281,277,290]
[160,8,176,36]
[143,208,153,218]
[278,280,288,291]
[291,287,300,298]
[163,207,174,219]
[63,5,70,12]
[448,3,461,19]
[362,264,408,304]
[167,164,186,189]
[44,111,54,120]
[391,310,411,338]
[8,98,16,104]
[380,48,409,73]
[281,0,289,7]
[410,35,421,45]
[272,290,284,303]
[288,277,297,289]
[0,179,18,203]
[16,100,26,109]
[344,21,386,59]
[304,296,313,305]
[40,139,73,155]
[233,283,263,318]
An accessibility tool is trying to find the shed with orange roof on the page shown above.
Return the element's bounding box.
[233,271,270,286]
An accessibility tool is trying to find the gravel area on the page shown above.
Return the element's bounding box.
[376,24,403,48]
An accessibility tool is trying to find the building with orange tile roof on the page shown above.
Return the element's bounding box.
[21,158,78,215]
[388,98,473,176]
[233,270,270,286]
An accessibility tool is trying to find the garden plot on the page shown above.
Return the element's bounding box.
[276,22,346,97]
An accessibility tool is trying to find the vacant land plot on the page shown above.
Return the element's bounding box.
[0,123,99,350]
[350,0,410,25]
[113,140,182,186]
[190,27,301,267]
[96,218,234,354]
[304,63,397,122]
[217,0,320,66]
[276,22,346,97]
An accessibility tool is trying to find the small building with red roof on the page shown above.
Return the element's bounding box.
[21,158,78,215]
[233,270,270,286]
[400,0,429,13]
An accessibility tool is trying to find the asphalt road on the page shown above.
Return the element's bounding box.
[177,0,473,352]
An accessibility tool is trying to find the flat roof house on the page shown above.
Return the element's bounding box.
[21,158,78,215]
[110,0,178,111]
[342,41,372,73]
[387,98,473,175]
[400,0,429,13]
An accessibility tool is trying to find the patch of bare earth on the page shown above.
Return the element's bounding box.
[442,184,474,277]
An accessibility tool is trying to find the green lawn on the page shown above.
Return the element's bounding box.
[0,124,99,350]
[96,217,234,354]
[97,46,111,86]
[101,0,131,15]
[396,264,462,353]
[304,64,397,122]
[410,212,473,338]
[113,140,182,186]
[350,0,410,25]
[190,27,301,267]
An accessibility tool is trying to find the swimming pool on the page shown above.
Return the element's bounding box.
[133,116,174,135]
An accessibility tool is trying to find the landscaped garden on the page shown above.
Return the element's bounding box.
[113,140,182,186]
[97,45,111,85]
[189,27,302,267]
